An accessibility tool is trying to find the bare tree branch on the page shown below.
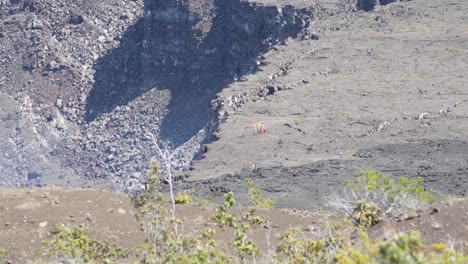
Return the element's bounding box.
[148,132,178,238]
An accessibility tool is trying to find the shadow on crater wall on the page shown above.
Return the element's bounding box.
[86,0,312,146]
[357,0,398,11]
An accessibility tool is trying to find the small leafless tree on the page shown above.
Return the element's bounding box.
[148,132,178,238]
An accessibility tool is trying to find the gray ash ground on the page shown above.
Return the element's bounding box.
[1,0,467,210]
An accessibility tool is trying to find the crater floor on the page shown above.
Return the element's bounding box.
[180,0,468,209]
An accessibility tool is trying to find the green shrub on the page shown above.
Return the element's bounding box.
[194,197,210,206]
[351,201,381,228]
[175,189,194,205]
[329,170,436,223]
[136,227,231,264]
[211,191,265,262]
[43,224,128,263]
[132,161,231,263]
[346,170,435,205]
[275,227,338,264]
[245,178,274,208]
[126,165,462,264]
[131,159,167,218]
[0,247,6,261]
[212,192,238,228]
[346,170,393,193]
[336,231,468,264]
[395,176,436,204]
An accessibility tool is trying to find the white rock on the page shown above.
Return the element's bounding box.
[56,98,63,109]
[418,112,429,120]
[97,36,107,43]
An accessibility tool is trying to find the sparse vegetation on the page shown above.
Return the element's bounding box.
[37,167,466,264]
[245,178,274,208]
[274,227,341,264]
[132,160,231,263]
[135,227,231,264]
[195,196,211,206]
[346,170,435,205]
[131,159,168,225]
[148,133,179,237]
[345,170,435,205]
[351,201,381,228]
[212,192,238,228]
[328,170,436,227]
[43,224,128,263]
[175,189,194,205]
[0,247,7,262]
[211,191,266,262]
[336,230,468,264]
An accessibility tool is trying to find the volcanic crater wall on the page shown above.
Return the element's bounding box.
[87,0,313,145]
[0,0,314,190]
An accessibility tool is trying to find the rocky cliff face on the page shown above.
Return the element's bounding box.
[0,0,315,191]
[0,0,145,189]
